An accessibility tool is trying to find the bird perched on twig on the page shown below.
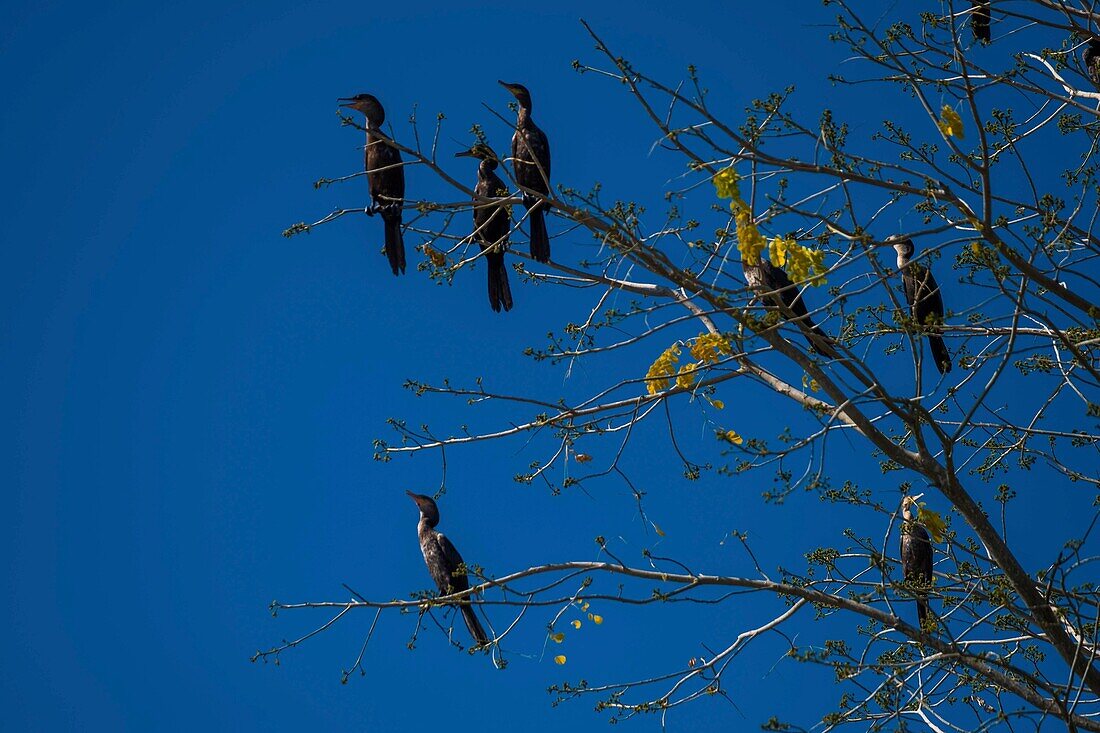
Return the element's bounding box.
[339,93,406,276]
[499,81,552,263]
[900,494,934,627]
[406,491,489,647]
[742,252,837,357]
[887,237,952,375]
[455,144,514,312]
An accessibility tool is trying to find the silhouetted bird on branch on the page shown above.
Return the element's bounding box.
[406,491,489,647]
[456,144,514,312]
[900,494,934,627]
[500,81,552,263]
[742,253,836,357]
[339,94,406,275]
[887,237,951,375]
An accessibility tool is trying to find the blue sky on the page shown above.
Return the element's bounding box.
[3,1,1092,730]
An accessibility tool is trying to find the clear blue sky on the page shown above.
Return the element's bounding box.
[3,1,1088,730]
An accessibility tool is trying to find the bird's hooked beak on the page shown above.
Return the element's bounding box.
[337,97,356,108]
[498,80,519,94]
[454,149,476,158]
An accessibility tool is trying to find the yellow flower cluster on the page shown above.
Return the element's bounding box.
[676,363,697,390]
[647,334,736,395]
[771,236,828,286]
[937,105,964,139]
[712,167,741,200]
[645,343,681,395]
[713,168,827,280]
[734,207,767,264]
[689,333,733,363]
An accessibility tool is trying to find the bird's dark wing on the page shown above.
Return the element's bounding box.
[901,522,934,624]
[902,523,933,580]
[761,260,809,318]
[366,134,405,204]
[434,531,471,593]
[528,125,551,180]
[513,125,551,194]
[910,264,945,326]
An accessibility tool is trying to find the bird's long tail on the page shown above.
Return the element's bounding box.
[916,595,931,627]
[486,251,513,313]
[804,323,838,358]
[383,211,406,276]
[460,604,489,647]
[928,335,951,374]
[527,201,550,263]
[971,2,991,42]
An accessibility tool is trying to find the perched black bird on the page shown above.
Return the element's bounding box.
[970,1,991,43]
[742,254,836,357]
[889,237,952,374]
[339,94,406,276]
[1083,39,1100,89]
[900,495,934,627]
[406,491,489,647]
[499,81,552,263]
[455,144,514,312]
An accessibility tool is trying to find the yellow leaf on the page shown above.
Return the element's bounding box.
[575,453,593,464]
[554,655,567,665]
[424,245,448,267]
[589,613,604,625]
[571,619,582,629]
[581,602,589,611]
[937,105,965,139]
[718,429,744,445]
[918,504,947,543]
[653,522,666,537]
[708,398,725,410]
[550,632,565,643]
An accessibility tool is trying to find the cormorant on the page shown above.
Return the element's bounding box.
[888,237,952,374]
[900,495,933,627]
[455,144,514,312]
[338,94,406,276]
[742,253,836,357]
[406,491,489,647]
[1084,39,1100,89]
[970,1,991,43]
[499,81,552,263]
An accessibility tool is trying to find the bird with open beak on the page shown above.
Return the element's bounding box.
[338,93,406,275]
